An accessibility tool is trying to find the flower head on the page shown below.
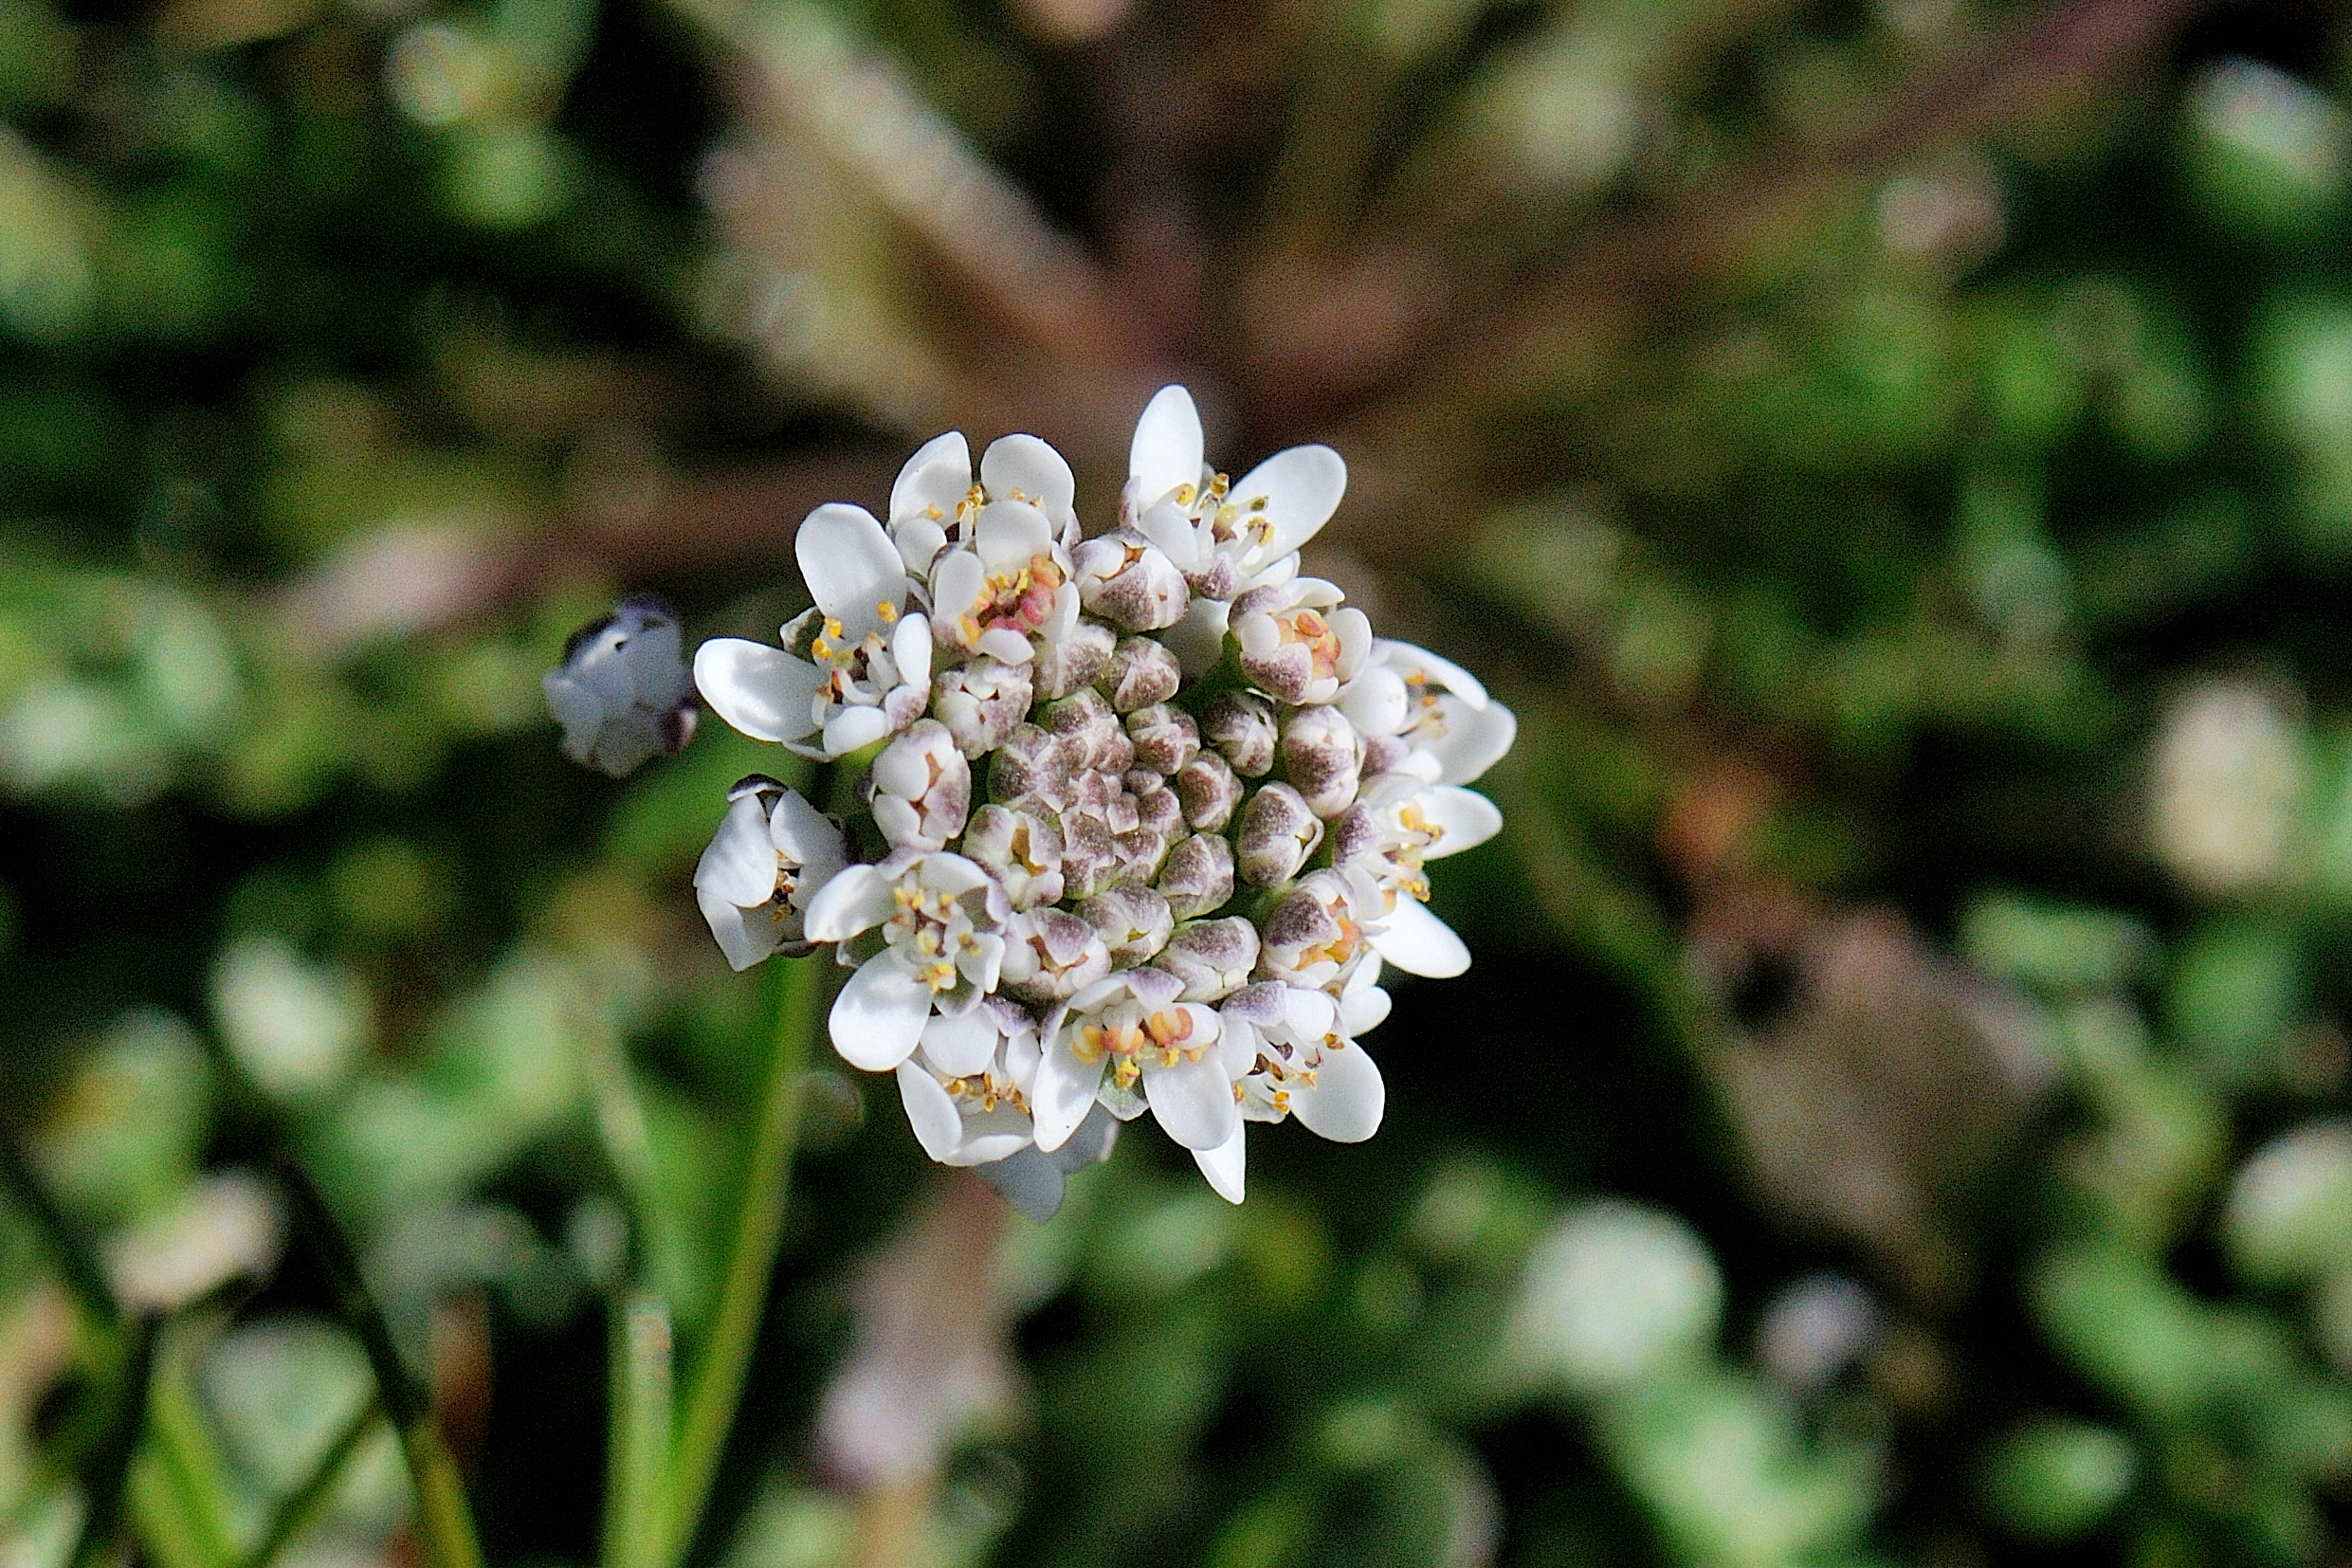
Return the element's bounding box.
[652,390,1513,1213]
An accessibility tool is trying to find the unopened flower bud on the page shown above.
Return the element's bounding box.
[1074,532,1190,632]
[1135,777,1184,841]
[1000,907,1112,1003]
[1039,688,1128,774]
[544,595,697,777]
[1078,886,1174,966]
[962,803,1065,909]
[1030,619,1116,702]
[1102,637,1182,713]
[1237,782,1323,886]
[1127,703,1200,775]
[1158,832,1235,918]
[1158,917,1260,1001]
[868,719,971,850]
[934,658,1033,758]
[1281,705,1363,817]
[1201,690,1278,777]
[1058,811,1123,902]
[990,723,1069,814]
[1361,731,1413,777]
[1175,751,1243,830]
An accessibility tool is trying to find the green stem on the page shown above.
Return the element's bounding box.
[0,1136,121,1324]
[273,1158,485,1568]
[233,1395,382,1568]
[66,1315,156,1568]
[133,1318,244,1568]
[664,954,825,1568]
[601,1295,674,1568]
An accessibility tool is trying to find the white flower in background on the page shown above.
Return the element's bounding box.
[542,595,697,776]
[609,386,1517,1212]
[694,503,933,759]
[693,776,851,971]
[805,850,1011,1070]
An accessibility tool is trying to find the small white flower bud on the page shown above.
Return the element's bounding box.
[1078,886,1174,966]
[1073,532,1190,631]
[1030,620,1116,702]
[1232,581,1370,706]
[1039,688,1131,775]
[1058,812,1123,903]
[1237,782,1323,886]
[1127,703,1200,775]
[961,803,1065,910]
[1281,705,1363,818]
[1158,832,1235,918]
[1201,691,1278,776]
[867,719,972,850]
[545,595,697,777]
[933,658,1033,758]
[1101,637,1182,713]
[1158,917,1260,1001]
[1175,751,1243,831]
[1000,907,1112,1003]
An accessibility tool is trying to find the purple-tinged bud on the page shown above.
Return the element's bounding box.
[1281,705,1363,817]
[990,723,1070,815]
[933,658,1033,758]
[1127,703,1200,775]
[962,803,1065,910]
[1135,778,1184,841]
[1058,811,1123,902]
[1259,871,1365,987]
[1232,581,1370,706]
[1039,688,1126,773]
[1360,731,1413,777]
[1078,886,1174,966]
[1030,619,1116,702]
[1175,751,1243,831]
[1158,918,1260,1002]
[1237,782,1322,886]
[1117,825,1175,888]
[1201,690,1278,777]
[1102,637,1182,713]
[1000,907,1113,1003]
[1073,531,1189,631]
[867,719,971,850]
[1158,832,1235,918]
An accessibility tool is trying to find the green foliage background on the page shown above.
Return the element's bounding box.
[6,0,2352,1562]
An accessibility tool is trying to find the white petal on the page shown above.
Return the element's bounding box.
[979,434,1075,525]
[1429,700,1515,786]
[1141,1049,1241,1151]
[919,852,993,899]
[920,1009,998,1078]
[1165,595,1231,679]
[693,794,779,906]
[1031,1030,1102,1153]
[822,703,895,757]
[692,640,822,743]
[1135,498,1199,562]
[1280,987,1337,1037]
[932,550,984,623]
[1339,667,1412,737]
[892,612,933,687]
[1130,386,1205,503]
[1421,787,1504,858]
[802,864,895,941]
[1378,640,1488,708]
[769,790,841,870]
[1369,898,1471,978]
[1232,445,1345,557]
[1340,984,1391,1035]
[830,957,934,1071]
[1290,1042,1383,1142]
[896,1061,967,1163]
[975,498,1053,573]
[542,670,602,741]
[889,430,971,526]
[977,628,1034,665]
[974,1146,1067,1221]
[1193,1124,1246,1204]
[943,1105,1034,1167]
[697,885,775,972]
[795,503,904,641]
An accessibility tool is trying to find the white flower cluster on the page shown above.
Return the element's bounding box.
[617,389,1510,1211]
